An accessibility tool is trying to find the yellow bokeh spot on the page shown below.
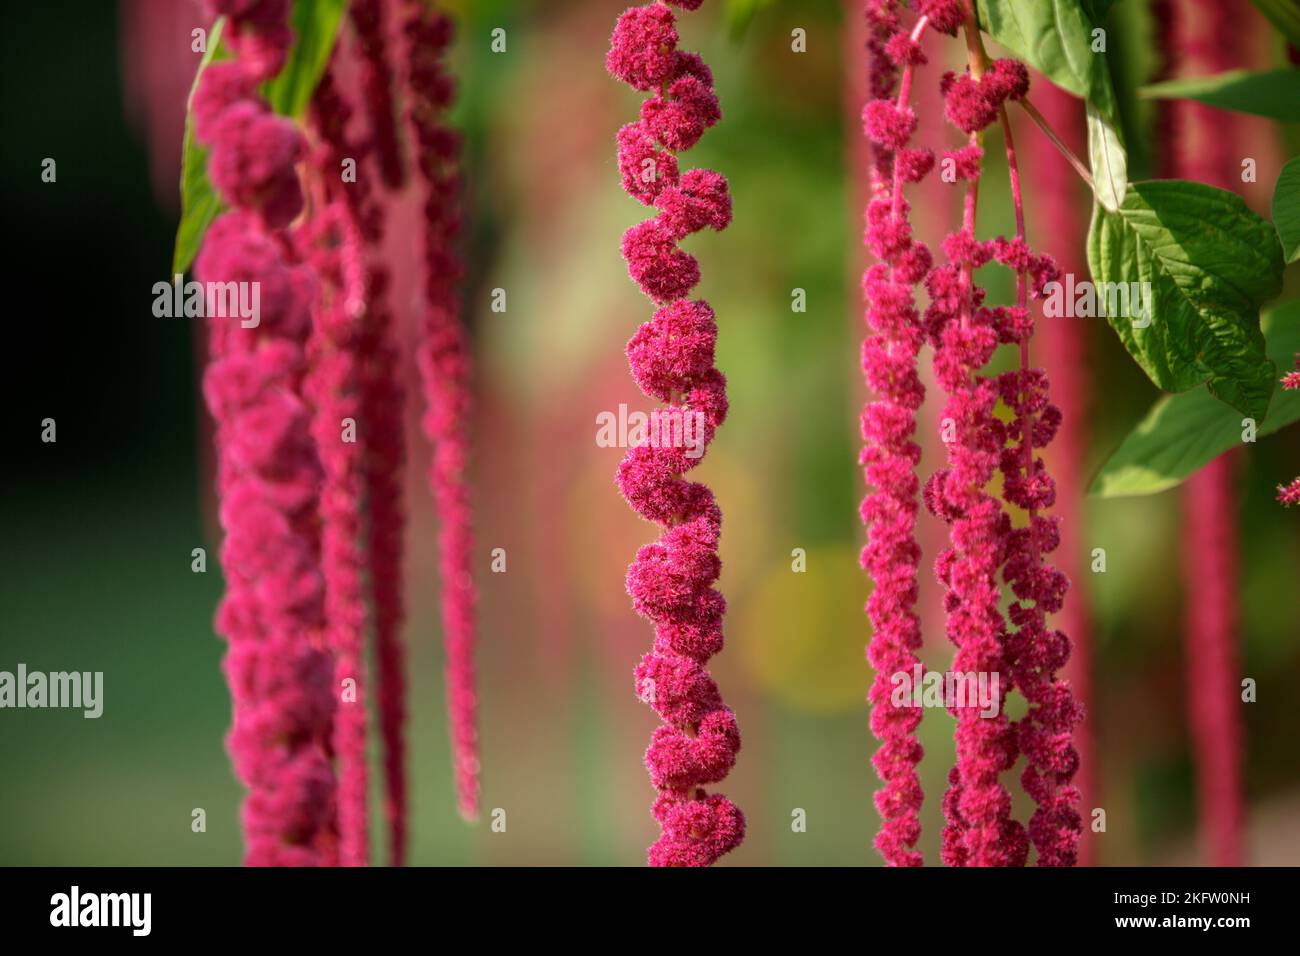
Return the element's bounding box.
[736,544,870,714]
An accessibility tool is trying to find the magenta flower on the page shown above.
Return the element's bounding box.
[401,0,482,822]
[857,0,932,868]
[297,58,377,869]
[207,0,293,82]
[195,0,340,867]
[610,0,743,867]
[916,6,1079,867]
[1023,83,1098,864]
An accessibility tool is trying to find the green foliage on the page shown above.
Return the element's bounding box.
[1139,69,1300,122]
[1249,0,1300,48]
[977,0,1127,210]
[264,0,349,119]
[172,19,229,276]
[1087,98,1127,212]
[1092,303,1300,497]
[1087,180,1283,420]
[1272,156,1300,264]
[723,0,778,39]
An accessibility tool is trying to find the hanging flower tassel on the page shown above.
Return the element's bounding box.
[194,0,338,866]
[299,57,376,868]
[609,0,744,867]
[858,0,932,867]
[916,0,1074,868]
[1021,82,1097,865]
[349,0,407,191]
[400,0,482,822]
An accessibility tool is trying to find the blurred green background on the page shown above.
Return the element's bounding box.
[1,0,1297,866]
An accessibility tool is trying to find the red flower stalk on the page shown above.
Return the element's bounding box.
[361,268,410,859]
[298,57,376,868]
[858,0,932,867]
[912,0,1080,866]
[349,0,406,190]
[911,11,1026,869]
[399,0,482,822]
[1160,0,1247,866]
[195,0,338,866]
[1021,83,1097,865]
[989,91,1081,868]
[356,271,410,866]
[609,0,744,867]
[321,11,413,865]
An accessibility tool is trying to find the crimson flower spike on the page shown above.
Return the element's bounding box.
[194,0,339,866]
[1159,0,1248,866]
[608,0,744,867]
[861,0,1083,866]
[300,57,378,867]
[399,0,482,823]
[338,0,413,865]
[858,0,931,867]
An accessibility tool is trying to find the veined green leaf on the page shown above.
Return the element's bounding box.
[1086,180,1283,420]
[1272,156,1300,264]
[1091,303,1300,497]
[1139,69,1300,122]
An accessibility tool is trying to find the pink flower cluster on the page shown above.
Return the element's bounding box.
[610,2,729,306]
[401,0,482,822]
[929,44,1079,868]
[860,2,1082,867]
[609,0,744,867]
[858,0,931,868]
[195,0,337,866]
[193,60,303,230]
[207,0,292,81]
[308,23,410,867]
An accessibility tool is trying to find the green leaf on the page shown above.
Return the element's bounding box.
[1086,98,1127,211]
[1086,180,1283,420]
[1091,303,1300,497]
[1081,0,1120,22]
[1249,0,1300,48]
[1139,69,1300,122]
[172,19,229,277]
[978,0,1128,211]
[1273,156,1300,264]
[977,0,1116,119]
[264,0,349,119]
[723,0,777,39]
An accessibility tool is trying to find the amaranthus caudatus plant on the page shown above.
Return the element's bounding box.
[857,0,1299,867]
[179,0,480,866]
[608,0,745,867]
